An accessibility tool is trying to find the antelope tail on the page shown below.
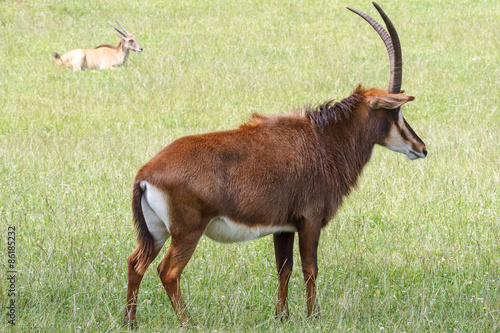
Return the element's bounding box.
[130,181,155,275]
[53,52,63,66]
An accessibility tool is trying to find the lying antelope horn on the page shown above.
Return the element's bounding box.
[117,21,131,35]
[109,21,126,37]
[347,2,403,93]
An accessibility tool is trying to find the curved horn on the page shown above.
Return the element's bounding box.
[347,3,403,93]
[117,21,131,35]
[372,2,402,93]
[109,21,126,37]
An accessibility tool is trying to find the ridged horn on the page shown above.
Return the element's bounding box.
[116,21,131,36]
[109,21,126,37]
[347,2,403,93]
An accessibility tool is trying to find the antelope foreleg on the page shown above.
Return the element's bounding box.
[298,223,321,318]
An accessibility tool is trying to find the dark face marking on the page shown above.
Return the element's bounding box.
[391,110,408,141]
[403,118,425,145]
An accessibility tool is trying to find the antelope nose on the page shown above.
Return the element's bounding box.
[422,148,428,157]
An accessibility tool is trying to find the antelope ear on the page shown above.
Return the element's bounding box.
[367,93,415,110]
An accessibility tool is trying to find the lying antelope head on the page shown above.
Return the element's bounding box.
[109,21,143,53]
[348,3,427,160]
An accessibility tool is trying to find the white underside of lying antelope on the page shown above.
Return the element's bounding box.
[123,3,427,327]
[53,22,142,71]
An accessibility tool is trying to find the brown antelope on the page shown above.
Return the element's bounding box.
[123,3,427,327]
[53,22,142,71]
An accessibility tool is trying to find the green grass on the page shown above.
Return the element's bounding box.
[1,0,499,331]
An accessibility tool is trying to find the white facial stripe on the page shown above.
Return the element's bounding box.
[383,112,413,156]
[204,217,297,243]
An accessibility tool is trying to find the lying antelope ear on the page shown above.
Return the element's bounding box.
[366,93,415,110]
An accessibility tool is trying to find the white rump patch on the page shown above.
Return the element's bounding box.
[204,217,297,243]
[140,181,170,248]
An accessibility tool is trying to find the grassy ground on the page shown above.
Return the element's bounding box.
[1,0,499,332]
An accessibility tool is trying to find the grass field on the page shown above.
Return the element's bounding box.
[1,0,499,331]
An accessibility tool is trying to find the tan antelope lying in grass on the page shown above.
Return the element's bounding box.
[123,3,427,327]
[53,22,142,71]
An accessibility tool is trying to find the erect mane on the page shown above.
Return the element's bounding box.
[239,86,366,130]
[307,86,365,128]
[94,41,122,49]
[95,44,113,49]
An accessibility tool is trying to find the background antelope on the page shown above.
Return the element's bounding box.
[123,3,427,327]
[53,22,142,71]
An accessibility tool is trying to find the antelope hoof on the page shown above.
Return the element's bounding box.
[123,316,138,329]
[275,311,290,321]
[180,318,193,328]
[275,306,290,321]
[308,308,320,320]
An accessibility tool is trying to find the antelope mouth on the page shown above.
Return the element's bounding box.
[407,148,427,160]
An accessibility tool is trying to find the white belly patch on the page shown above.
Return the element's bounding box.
[204,217,297,243]
[140,181,297,246]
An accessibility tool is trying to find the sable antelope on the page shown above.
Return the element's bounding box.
[123,3,427,327]
[53,22,142,71]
